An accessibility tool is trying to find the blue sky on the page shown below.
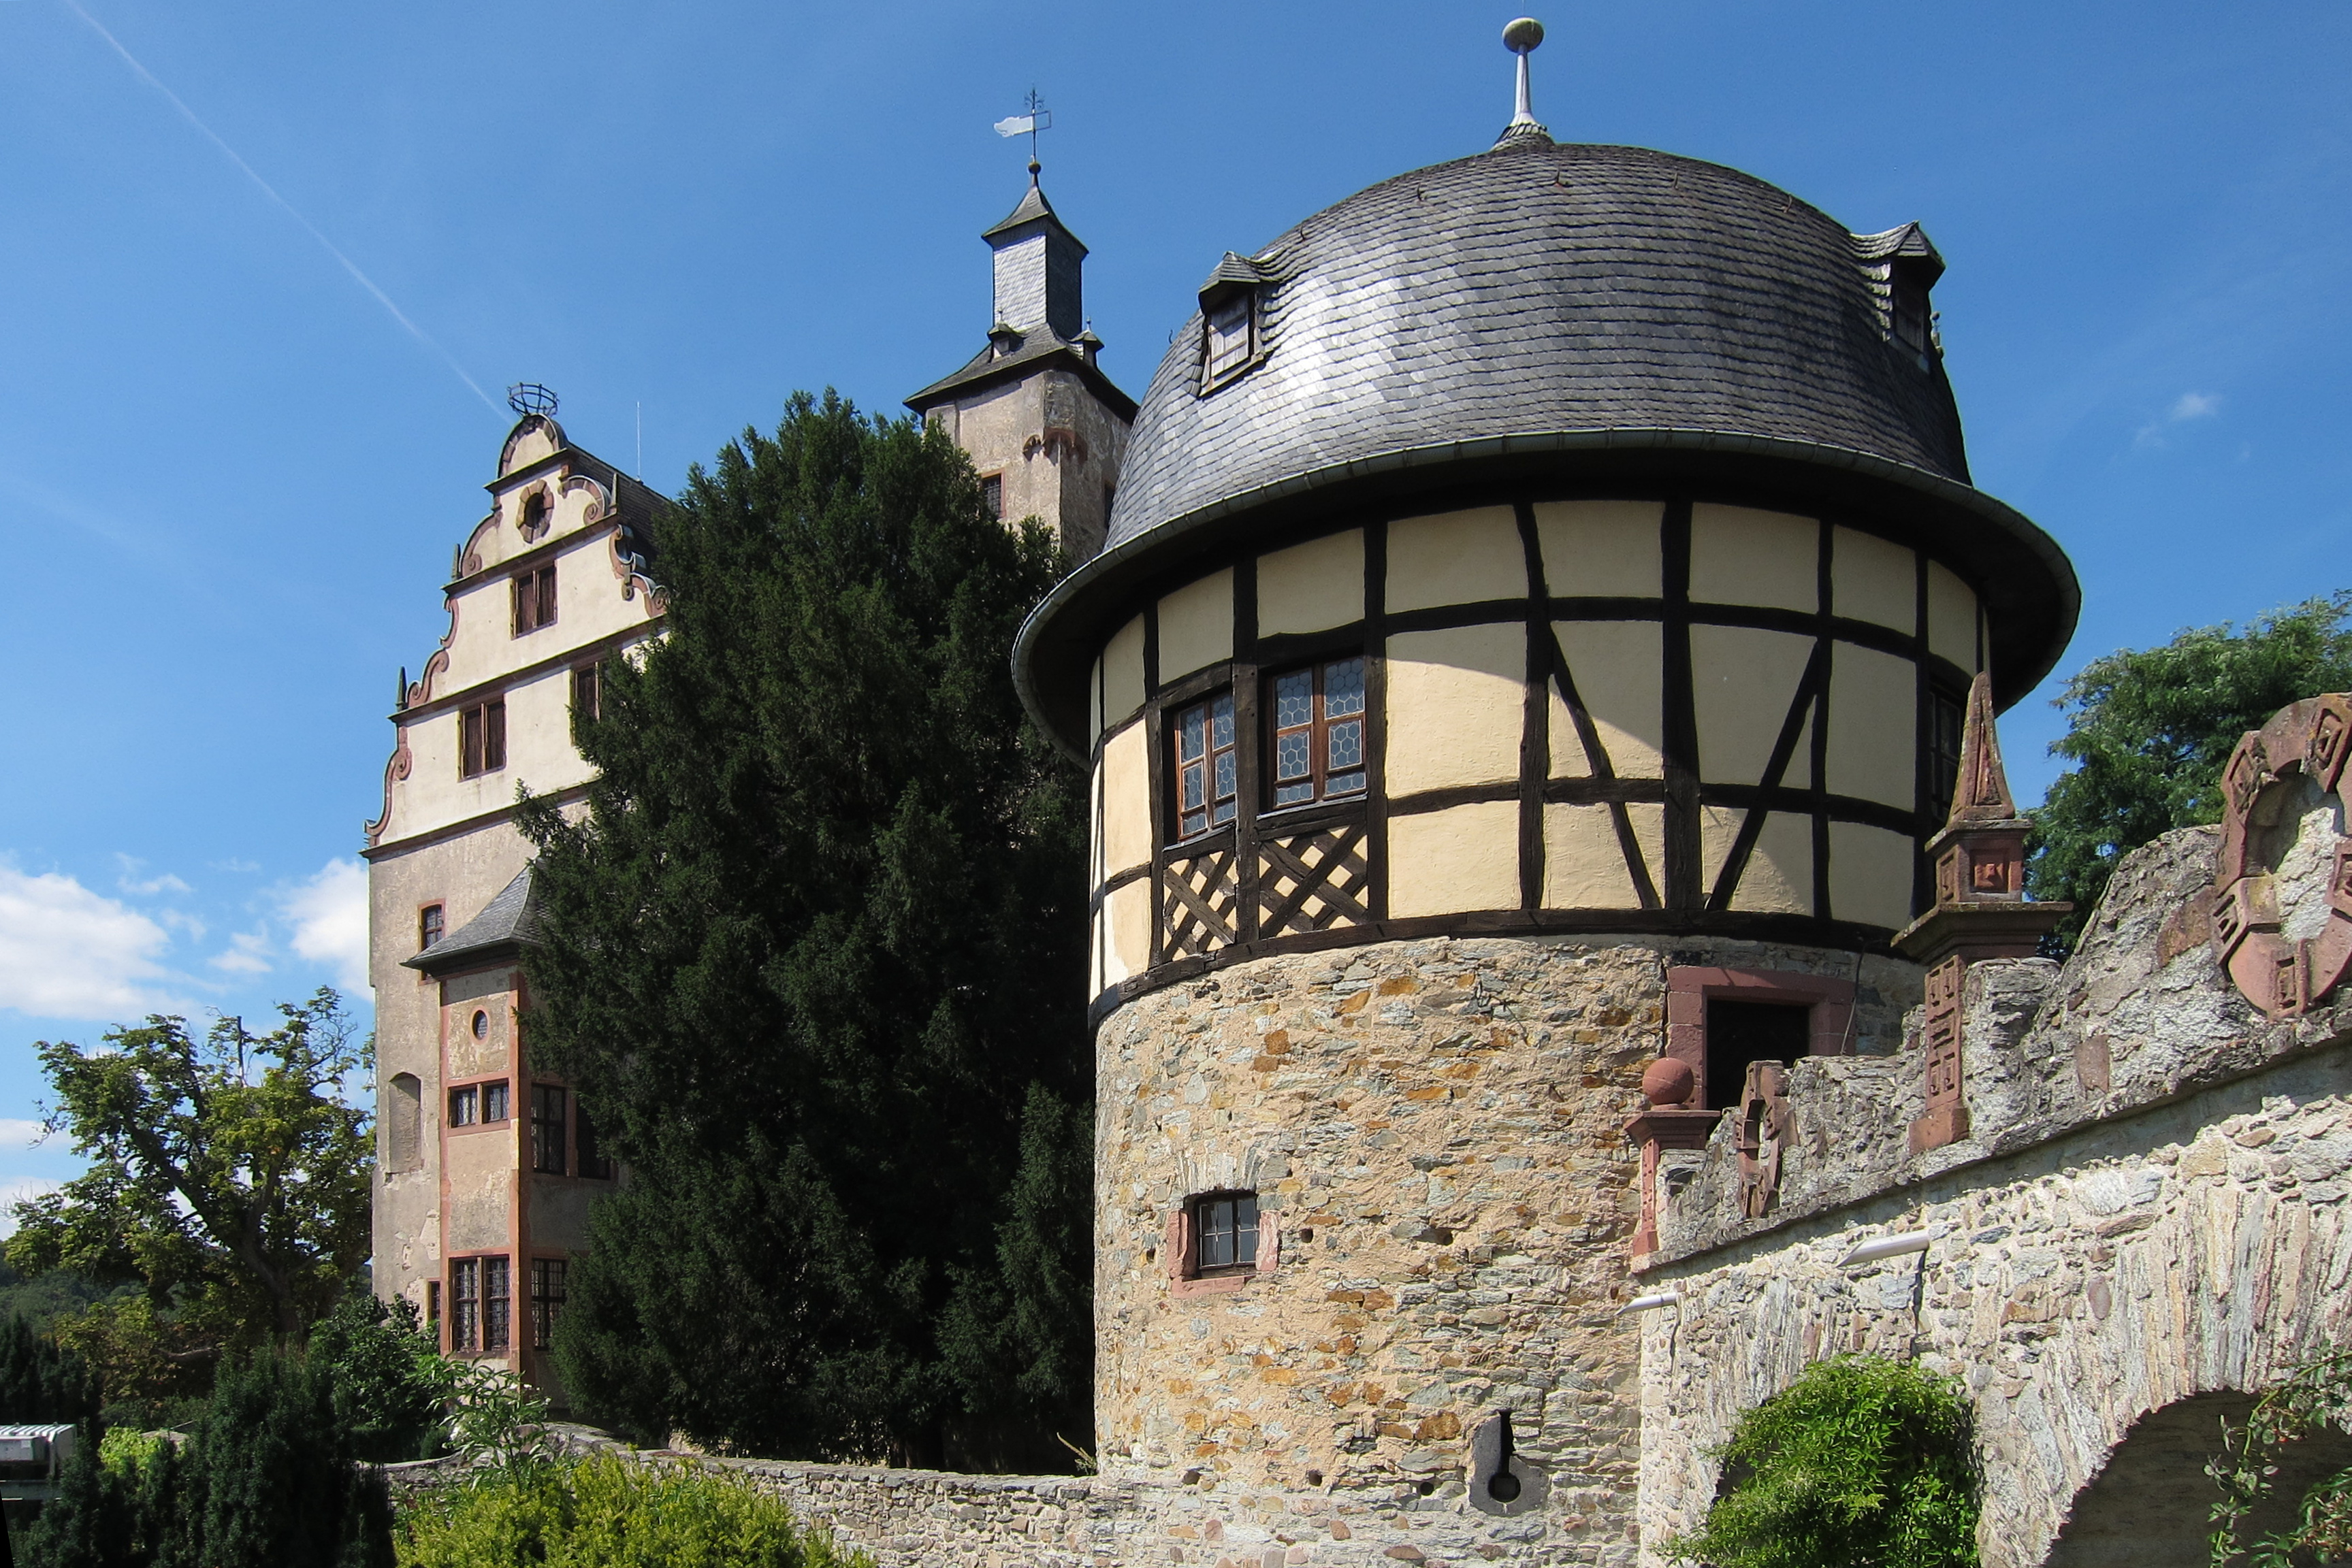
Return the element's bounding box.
[0,0,2345,1212]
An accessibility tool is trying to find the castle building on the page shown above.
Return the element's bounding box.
[1009,24,2076,1558]
[368,162,1135,1388]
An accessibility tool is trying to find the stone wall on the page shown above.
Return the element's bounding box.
[720,1460,1139,1568]
[1093,934,1919,1567]
[1637,825,2352,1567]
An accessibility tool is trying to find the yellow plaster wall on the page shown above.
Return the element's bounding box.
[1690,625,1813,787]
[1534,500,1662,597]
[1103,879,1152,985]
[1102,615,1146,730]
[1543,802,1641,906]
[1833,527,1916,633]
[1383,625,1524,796]
[1389,802,1519,917]
[1732,810,1814,915]
[1554,621,1664,777]
[1100,723,1152,872]
[1157,570,1234,683]
[444,1132,513,1254]
[1547,683,1590,778]
[442,970,513,1080]
[1690,504,1817,613]
[1830,822,1917,929]
[1258,529,1364,636]
[1385,508,1525,613]
[1927,562,1980,672]
[1828,643,1918,811]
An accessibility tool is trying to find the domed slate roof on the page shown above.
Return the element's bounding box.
[1107,140,1969,553]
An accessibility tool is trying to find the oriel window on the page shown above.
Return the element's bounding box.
[531,1085,568,1175]
[460,698,506,778]
[513,566,558,635]
[1193,1192,1259,1274]
[530,1258,566,1350]
[1204,293,1254,386]
[1268,656,1367,808]
[1173,691,1238,840]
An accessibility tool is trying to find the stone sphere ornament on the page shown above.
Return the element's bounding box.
[1641,1057,1696,1107]
[1502,16,1545,52]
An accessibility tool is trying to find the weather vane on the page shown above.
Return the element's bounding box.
[993,88,1052,178]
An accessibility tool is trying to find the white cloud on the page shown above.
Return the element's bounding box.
[0,863,176,1019]
[208,928,272,976]
[2170,391,2223,422]
[0,1178,63,1238]
[278,860,368,991]
[0,1121,48,1151]
[114,853,193,898]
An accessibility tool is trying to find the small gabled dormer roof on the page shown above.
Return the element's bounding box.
[403,867,540,975]
[1852,221,1946,285]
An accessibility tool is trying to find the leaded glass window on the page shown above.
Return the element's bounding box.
[1174,691,1238,840]
[1268,655,1367,808]
[1193,1191,1259,1274]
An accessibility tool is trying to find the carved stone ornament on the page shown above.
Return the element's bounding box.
[2209,693,2352,1019]
[1735,1058,1793,1220]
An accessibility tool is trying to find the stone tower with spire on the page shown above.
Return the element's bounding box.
[907,159,1135,561]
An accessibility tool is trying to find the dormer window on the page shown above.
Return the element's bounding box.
[1204,293,1255,386]
[1891,273,1931,355]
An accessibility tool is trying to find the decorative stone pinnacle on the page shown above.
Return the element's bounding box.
[1494,18,1553,149]
[1946,670,2019,828]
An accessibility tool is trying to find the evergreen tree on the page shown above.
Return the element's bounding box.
[519,391,1091,1467]
[16,1426,138,1568]
[0,1315,96,1425]
[306,1293,451,1464]
[165,1354,391,1568]
[2028,593,2352,949]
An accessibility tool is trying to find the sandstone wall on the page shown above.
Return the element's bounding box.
[1095,934,1918,1567]
[1637,826,2352,1567]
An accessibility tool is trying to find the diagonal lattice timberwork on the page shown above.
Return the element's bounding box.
[1161,848,1240,960]
[1259,826,1371,938]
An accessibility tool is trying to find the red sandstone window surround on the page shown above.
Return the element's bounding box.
[449,1256,510,1352]
[1164,1189,1280,1297]
[448,1078,510,1129]
[531,1258,567,1350]
[1663,966,1858,1111]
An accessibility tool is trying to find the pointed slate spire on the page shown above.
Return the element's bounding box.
[1947,670,2018,828]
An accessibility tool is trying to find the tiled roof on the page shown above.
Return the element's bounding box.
[904,330,1138,419]
[404,868,539,973]
[1107,140,1974,554]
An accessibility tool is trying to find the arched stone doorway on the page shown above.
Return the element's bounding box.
[2046,1392,2352,1566]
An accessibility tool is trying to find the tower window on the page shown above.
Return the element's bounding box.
[483,1256,512,1352]
[1705,1000,1810,1111]
[459,698,507,778]
[1925,683,1966,824]
[1203,292,1255,387]
[531,1258,567,1350]
[572,661,602,723]
[450,1260,480,1351]
[1268,656,1367,809]
[512,566,558,635]
[981,474,1004,521]
[1191,1192,1259,1275]
[1173,691,1238,840]
[532,1085,568,1175]
[419,904,445,952]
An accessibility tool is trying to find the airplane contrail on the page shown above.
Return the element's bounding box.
[62,0,501,414]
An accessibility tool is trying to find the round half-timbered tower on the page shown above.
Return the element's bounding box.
[1012,31,2077,1564]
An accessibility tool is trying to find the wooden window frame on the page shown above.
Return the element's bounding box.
[1202,291,1257,389]
[1170,687,1239,844]
[449,1258,481,1352]
[530,1084,567,1175]
[418,903,445,953]
[511,565,558,636]
[459,698,507,779]
[1164,1188,1280,1298]
[1263,654,1368,814]
[482,1255,512,1352]
[447,1077,510,1130]
[571,661,602,723]
[530,1257,566,1350]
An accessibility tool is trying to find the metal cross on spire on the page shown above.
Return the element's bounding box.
[993,88,1054,181]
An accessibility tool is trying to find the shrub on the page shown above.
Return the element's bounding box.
[1667,1354,1980,1568]
[309,1294,454,1463]
[167,1351,393,1568]
[396,1454,872,1568]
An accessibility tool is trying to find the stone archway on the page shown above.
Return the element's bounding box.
[2045,1392,2352,1567]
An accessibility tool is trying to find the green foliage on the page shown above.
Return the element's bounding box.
[1666,1355,1980,1568]
[445,1362,559,1487]
[2029,593,2352,951]
[18,1423,141,1568]
[396,1453,872,1568]
[308,1294,456,1464]
[163,1351,393,1568]
[517,391,1091,1467]
[7,989,374,1384]
[52,1297,212,1427]
[0,1311,97,1424]
[0,1257,125,1336]
[2208,1343,2352,1566]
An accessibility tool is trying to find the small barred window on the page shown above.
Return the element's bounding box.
[1192,1192,1259,1275]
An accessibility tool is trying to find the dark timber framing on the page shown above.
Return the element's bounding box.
[1087,491,1985,1012]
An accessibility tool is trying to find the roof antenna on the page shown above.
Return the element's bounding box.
[1495,18,1552,149]
[994,88,1053,184]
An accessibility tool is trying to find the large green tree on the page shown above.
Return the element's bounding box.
[519,391,1092,1469]
[2029,593,2352,949]
[7,990,374,1374]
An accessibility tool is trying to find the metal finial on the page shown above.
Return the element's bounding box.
[994,88,1054,180]
[507,382,558,418]
[1495,18,1552,148]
